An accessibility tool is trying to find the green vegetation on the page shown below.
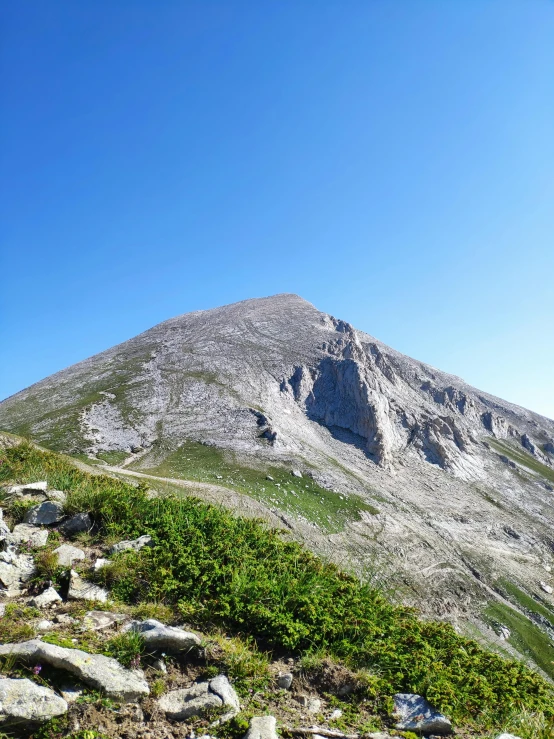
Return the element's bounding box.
[0,603,38,643]
[484,600,554,679]
[1,441,554,732]
[96,450,129,466]
[499,579,554,629]
[488,437,554,485]
[133,439,379,532]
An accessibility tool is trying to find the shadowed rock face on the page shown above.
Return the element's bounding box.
[1,294,554,660]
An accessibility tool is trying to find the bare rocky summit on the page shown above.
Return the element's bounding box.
[1,294,554,667]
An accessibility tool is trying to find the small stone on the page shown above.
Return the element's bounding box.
[82,611,126,631]
[53,544,86,567]
[24,501,65,526]
[540,581,553,594]
[495,734,522,739]
[59,513,92,536]
[0,603,5,617]
[36,619,54,631]
[152,658,167,673]
[47,490,67,504]
[243,715,278,739]
[158,675,239,721]
[125,619,201,652]
[277,672,293,689]
[307,698,321,714]
[55,613,79,625]
[94,558,111,570]
[29,586,63,608]
[498,626,511,641]
[68,570,108,603]
[266,475,274,481]
[11,524,49,547]
[329,709,343,720]
[291,470,303,478]
[111,535,153,554]
[393,693,452,735]
[60,683,84,703]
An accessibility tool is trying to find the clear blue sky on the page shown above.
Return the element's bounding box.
[1,1,553,419]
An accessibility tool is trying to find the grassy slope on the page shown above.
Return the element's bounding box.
[488,437,554,485]
[130,440,379,533]
[1,441,553,735]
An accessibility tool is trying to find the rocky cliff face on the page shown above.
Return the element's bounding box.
[1,294,554,669]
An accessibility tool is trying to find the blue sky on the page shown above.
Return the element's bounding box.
[1,1,553,419]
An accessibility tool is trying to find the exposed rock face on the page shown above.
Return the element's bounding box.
[0,677,67,725]
[23,501,65,526]
[1,294,554,662]
[0,640,149,702]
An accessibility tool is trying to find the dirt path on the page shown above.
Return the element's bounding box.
[103,464,289,529]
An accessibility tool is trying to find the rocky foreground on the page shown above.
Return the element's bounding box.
[0,471,546,739]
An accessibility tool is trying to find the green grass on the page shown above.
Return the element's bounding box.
[499,580,554,629]
[96,450,129,465]
[484,600,554,680]
[488,437,554,485]
[1,440,554,731]
[132,439,379,532]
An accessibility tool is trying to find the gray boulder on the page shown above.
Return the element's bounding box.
[53,544,85,567]
[11,524,49,547]
[29,586,63,608]
[0,551,35,589]
[0,640,149,702]
[277,672,293,689]
[393,693,452,735]
[68,570,109,603]
[126,618,201,652]
[158,675,239,721]
[59,512,91,536]
[244,716,278,739]
[111,535,153,553]
[24,501,65,526]
[0,677,67,725]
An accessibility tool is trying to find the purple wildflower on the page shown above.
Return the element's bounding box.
[33,664,42,675]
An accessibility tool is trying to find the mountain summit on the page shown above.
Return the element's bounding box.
[1,294,554,668]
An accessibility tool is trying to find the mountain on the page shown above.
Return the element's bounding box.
[2,294,554,673]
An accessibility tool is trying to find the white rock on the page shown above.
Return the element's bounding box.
[540,581,553,594]
[495,734,522,739]
[158,675,239,721]
[307,698,321,714]
[0,677,67,724]
[291,470,303,478]
[0,603,5,617]
[7,481,48,495]
[36,619,54,630]
[93,557,111,570]
[82,610,126,631]
[244,716,278,739]
[393,693,452,735]
[53,544,86,567]
[29,586,63,608]
[110,535,153,554]
[0,639,149,702]
[46,490,67,504]
[24,501,65,526]
[126,619,201,652]
[0,553,35,588]
[11,524,49,547]
[329,709,343,720]
[68,570,108,603]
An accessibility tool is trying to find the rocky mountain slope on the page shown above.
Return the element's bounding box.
[1,294,554,673]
